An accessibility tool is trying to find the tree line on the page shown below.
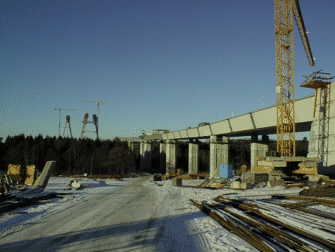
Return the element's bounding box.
[0,134,138,176]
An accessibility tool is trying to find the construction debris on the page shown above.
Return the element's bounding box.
[0,187,57,214]
[172,178,182,187]
[195,178,231,189]
[230,181,251,190]
[308,174,329,182]
[0,161,59,214]
[266,180,285,188]
[33,161,57,188]
[69,180,82,188]
[190,190,335,251]
[241,172,269,184]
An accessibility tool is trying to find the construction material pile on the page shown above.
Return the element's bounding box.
[190,192,335,251]
[0,187,58,214]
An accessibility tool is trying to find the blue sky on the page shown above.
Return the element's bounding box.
[1,0,334,141]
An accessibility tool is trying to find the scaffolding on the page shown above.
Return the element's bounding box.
[300,70,334,166]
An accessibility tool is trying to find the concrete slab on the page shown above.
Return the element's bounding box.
[187,128,200,138]
[229,114,254,132]
[198,125,212,137]
[266,180,285,188]
[173,131,181,139]
[308,175,329,182]
[210,120,231,135]
[242,172,269,184]
[252,106,277,128]
[167,133,174,139]
[230,181,241,189]
[33,161,57,188]
[179,130,188,139]
[172,178,182,187]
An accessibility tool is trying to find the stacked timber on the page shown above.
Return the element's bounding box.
[190,193,335,251]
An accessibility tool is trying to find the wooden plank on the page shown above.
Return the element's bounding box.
[209,202,321,252]
[215,197,335,250]
[189,199,277,252]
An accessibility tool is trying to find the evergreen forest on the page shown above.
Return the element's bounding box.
[0,134,137,176]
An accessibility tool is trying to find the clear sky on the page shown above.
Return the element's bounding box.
[1,0,334,141]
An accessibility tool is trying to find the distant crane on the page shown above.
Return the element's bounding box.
[54,108,75,137]
[79,100,108,140]
[274,0,314,157]
[80,113,98,140]
[62,115,73,138]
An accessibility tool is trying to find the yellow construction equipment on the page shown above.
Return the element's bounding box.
[274,0,314,157]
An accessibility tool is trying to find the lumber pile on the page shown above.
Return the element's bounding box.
[0,187,58,214]
[190,192,335,251]
[162,170,177,180]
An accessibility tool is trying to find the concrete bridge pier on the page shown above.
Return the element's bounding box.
[210,135,229,178]
[140,141,152,171]
[166,140,177,174]
[250,142,269,168]
[127,141,134,151]
[308,81,335,174]
[188,139,199,175]
[159,142,166,172]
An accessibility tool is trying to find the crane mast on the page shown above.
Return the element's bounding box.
[274,0,314,157]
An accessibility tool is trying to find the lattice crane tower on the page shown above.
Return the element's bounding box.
[54,108,75,137]
[274,0,314,157]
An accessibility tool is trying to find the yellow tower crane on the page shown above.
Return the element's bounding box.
[274,0,315,157]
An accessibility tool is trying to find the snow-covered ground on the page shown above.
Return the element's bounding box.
[143,178,312,252]
[0,177,133,236]
[1,176,331,251]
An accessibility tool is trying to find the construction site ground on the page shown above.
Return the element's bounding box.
[0,175,333,251]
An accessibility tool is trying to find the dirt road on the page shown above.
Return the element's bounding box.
[0,177,207,252]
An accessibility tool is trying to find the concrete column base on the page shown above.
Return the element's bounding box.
[166,140,177,174]
[140,141,152,171]
[160,143,166,172]
[210,136,229,178]
[188,140,199,175]
[250,143,269,167]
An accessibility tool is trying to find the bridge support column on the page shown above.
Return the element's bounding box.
[250,143,269,168]
[159,142,166,172]
[166,140,177,174]
[188,139,199,175]
[140,141,152,171]
[308,81,335,174]
[210,136,229,178]
[127,141,134,151]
